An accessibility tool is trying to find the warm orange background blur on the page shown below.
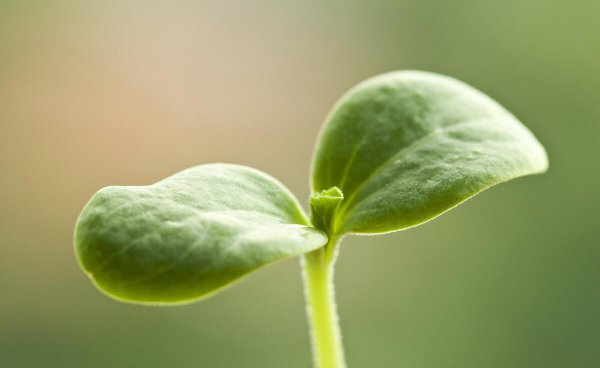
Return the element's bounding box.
[1,1,599,367]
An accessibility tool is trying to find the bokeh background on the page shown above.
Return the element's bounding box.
[1,1,599,367]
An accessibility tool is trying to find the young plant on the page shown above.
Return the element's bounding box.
[74,71,548,367]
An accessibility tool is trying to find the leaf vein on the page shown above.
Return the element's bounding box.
[334,119,487,231]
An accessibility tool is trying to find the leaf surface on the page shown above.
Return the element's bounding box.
[75,164,327,304]
[311,71,548,234]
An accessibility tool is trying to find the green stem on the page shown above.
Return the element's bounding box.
[302,238,346,368]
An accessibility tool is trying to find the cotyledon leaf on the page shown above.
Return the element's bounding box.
[74,164,327,305]
[311,70,548,235]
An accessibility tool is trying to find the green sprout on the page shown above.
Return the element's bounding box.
[74,71,548,368]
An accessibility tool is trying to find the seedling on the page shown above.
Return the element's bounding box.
[74,71,548,367]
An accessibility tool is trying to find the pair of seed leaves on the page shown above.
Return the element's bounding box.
[75,71,548,305]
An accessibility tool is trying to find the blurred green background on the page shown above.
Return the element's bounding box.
[1,1,598,367]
